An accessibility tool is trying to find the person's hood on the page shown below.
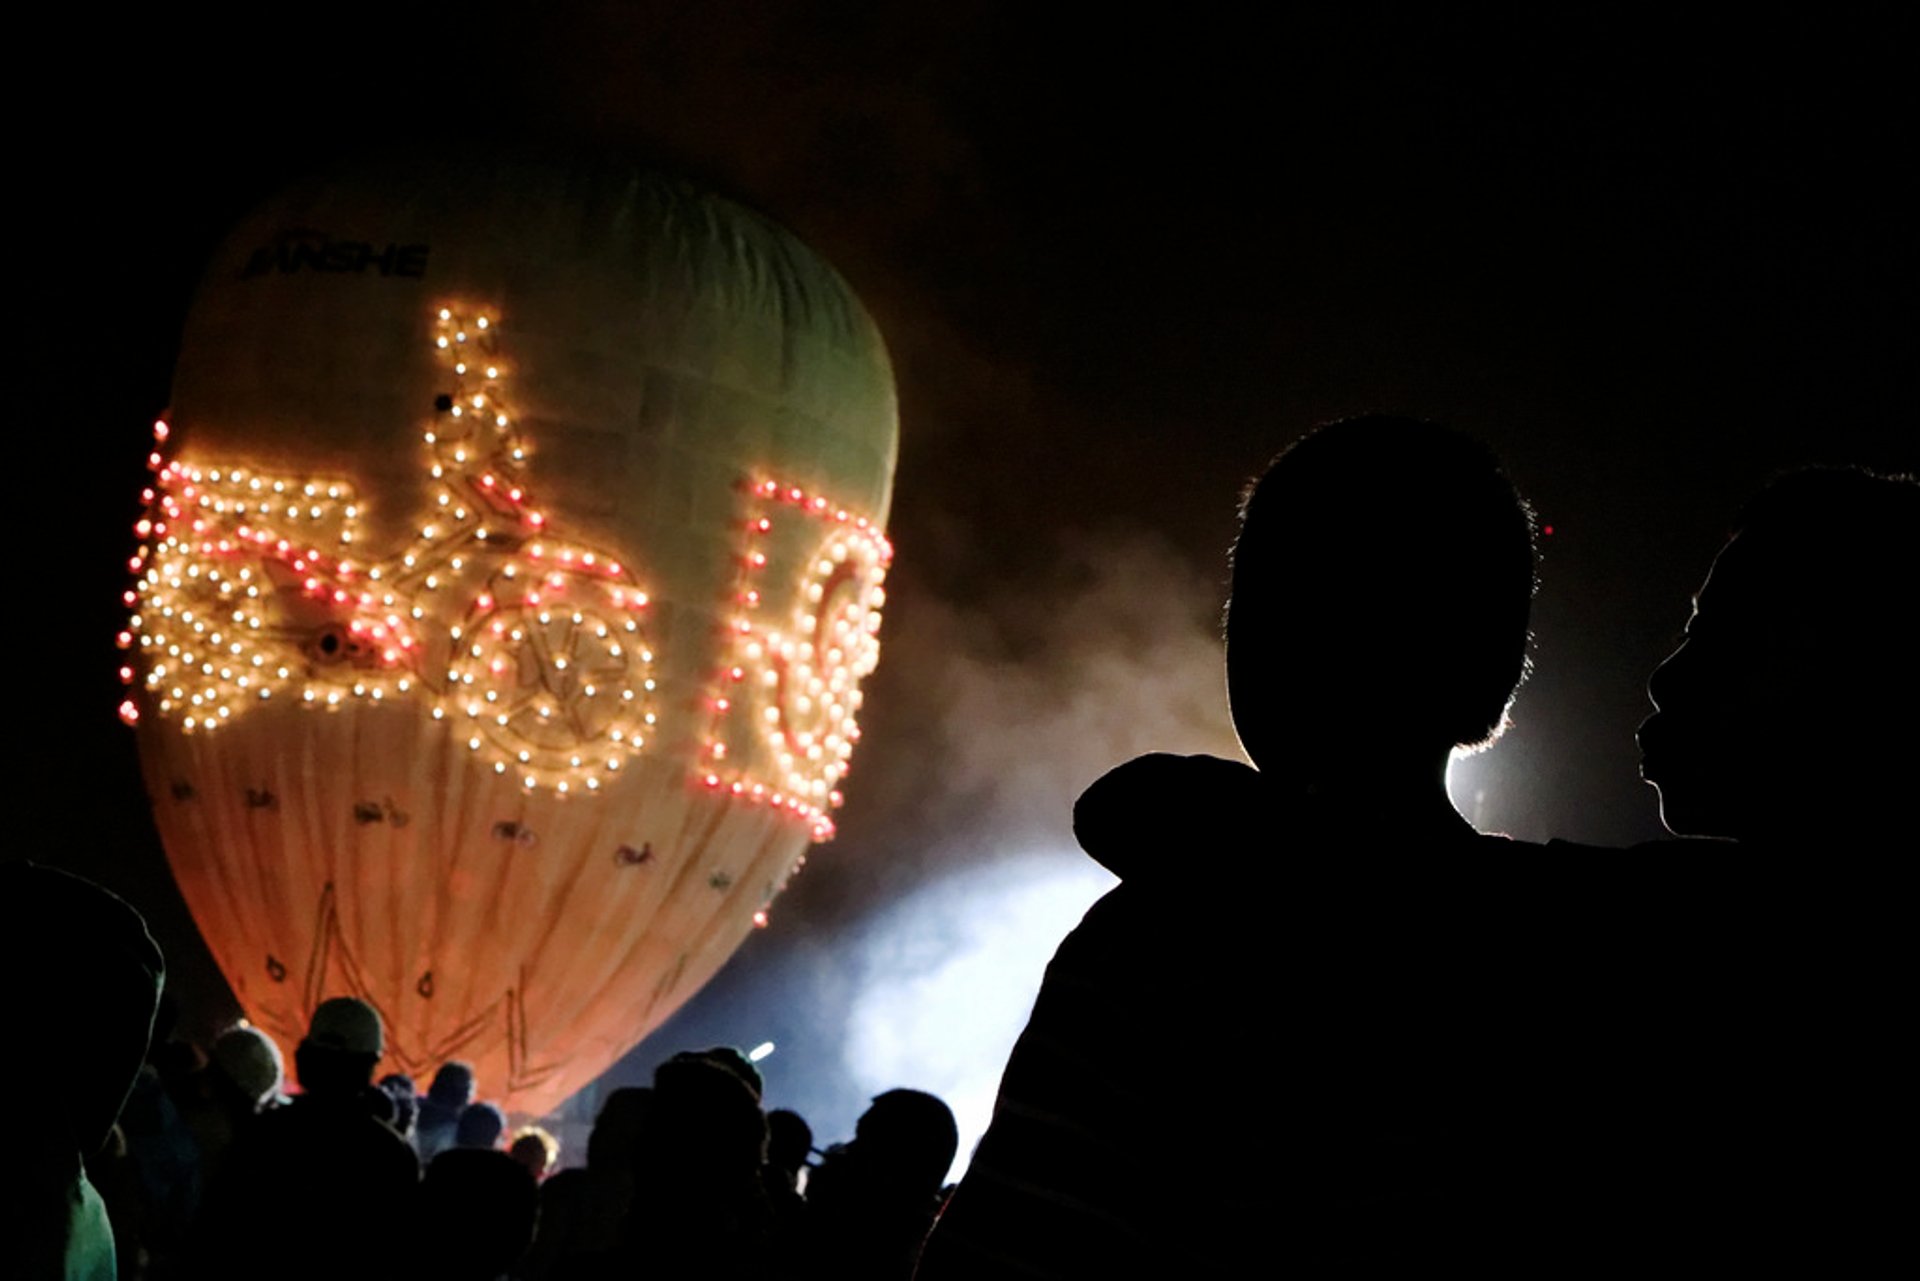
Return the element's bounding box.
[1072,753,1272,879]
[3,863,165,1156]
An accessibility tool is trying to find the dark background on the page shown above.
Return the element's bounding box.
[27,3,1910,1149]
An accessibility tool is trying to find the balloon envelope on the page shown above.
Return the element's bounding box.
[121,155,897,1113]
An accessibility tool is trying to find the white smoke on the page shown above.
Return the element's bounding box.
[832,532,1243,1174]
[842,852,1117,1172]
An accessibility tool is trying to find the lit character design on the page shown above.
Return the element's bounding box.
[123,308,656,792]
[702,481,891,840]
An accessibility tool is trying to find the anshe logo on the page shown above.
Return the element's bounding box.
[240,228,428,279]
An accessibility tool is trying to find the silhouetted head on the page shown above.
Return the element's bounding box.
[766,1108,813,1179]
[586,1086,653,1173]
[420,1149,539,1279]
[427,1060,477,1109]
[294,996,383,1098]
[508,1126,559,1181]
[852,1089,959,1196]
[210,1023,284,1109]
[671,1045,765,1101]
[646,1056,766,1181]
[1226,416,1537,781]
[456,1100,507,1150]
[1641,467,1918,844]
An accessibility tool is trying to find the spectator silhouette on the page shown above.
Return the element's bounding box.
[417,1148,539,1280]
[809,1090,957,1281]
[113,1032,203,1269]
[143,1019,285,1252]
[417,1060,476,1162]
[765,1108,814,1195]
[619,1055,776,1279]
[917,416,1551,1277]
[1620,465,1917,1267]
[380,1072,419,1143]
[191,996,418,1279]
[1640,466,1917,848]
[456,1100,508,1151]
[3,863,164,1281]
[518,1086,651,1280]
[509,1126,560,1182]
[210,1023,285,1113]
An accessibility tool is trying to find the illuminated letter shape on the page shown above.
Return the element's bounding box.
[125,307,656,793]
[702,478,892,839]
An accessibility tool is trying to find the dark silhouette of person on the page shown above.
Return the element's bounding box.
[179,1023,285,1181]
[916,416,1554,1277]
[380,1071,420,1144]
[765,1108,814,1194]
[519,1086,653,1280]
[455,1100,508,1150]
[508,1125,560,1182]
[117,1019,287,1267]
[191,996,419,1279]
[808,1089,958,1281]
[617,1055,778,1279]
[1640,465,1917,849]
[3,862,164,1281]
[1619,465,1917,1267]
[111,1026,204,1270]
[417,1060,477,1162]
[759,1106,815,1261]
[416,1148,540,1280]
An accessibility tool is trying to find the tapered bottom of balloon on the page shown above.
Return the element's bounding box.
[139,703,811,1115]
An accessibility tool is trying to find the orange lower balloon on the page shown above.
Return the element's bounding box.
[140,703,805,1114]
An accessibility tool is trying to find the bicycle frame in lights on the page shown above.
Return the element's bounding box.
[118,305,891,836]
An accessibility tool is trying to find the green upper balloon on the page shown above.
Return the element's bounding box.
[169,154,898,754]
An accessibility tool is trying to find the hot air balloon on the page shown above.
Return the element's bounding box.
[116,153,898,1115]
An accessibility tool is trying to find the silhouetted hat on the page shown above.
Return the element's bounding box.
[211,1023,285,1103]
[672,1046,764,1100]
[304,996,383,1056]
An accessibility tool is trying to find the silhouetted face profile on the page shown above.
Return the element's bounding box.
[1640,468,1917,844]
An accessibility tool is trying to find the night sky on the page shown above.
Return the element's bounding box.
[31,4,1911,1148]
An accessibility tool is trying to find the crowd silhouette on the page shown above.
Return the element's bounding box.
[9,415,1912,1278]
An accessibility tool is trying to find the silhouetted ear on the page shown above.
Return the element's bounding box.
[1072,754,1267,878]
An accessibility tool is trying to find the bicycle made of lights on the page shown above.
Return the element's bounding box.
[123,307,655,793]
